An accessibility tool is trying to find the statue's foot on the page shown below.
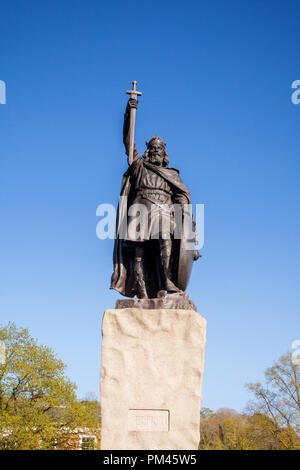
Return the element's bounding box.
[137,284,148,299]
[157,290,168,298]
[165,279,181,293]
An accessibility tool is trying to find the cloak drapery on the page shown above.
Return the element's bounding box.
[110,156,191,298]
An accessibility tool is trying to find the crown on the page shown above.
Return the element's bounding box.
[145,135,166,148]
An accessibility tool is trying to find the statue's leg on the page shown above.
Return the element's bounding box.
[133,243,148,299]
[159,239,181,293]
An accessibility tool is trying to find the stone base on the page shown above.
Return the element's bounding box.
[100,308,206,450]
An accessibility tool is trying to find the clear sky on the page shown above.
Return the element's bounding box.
[1,0,299,412]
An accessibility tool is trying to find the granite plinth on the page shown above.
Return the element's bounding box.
[100,307,206,450]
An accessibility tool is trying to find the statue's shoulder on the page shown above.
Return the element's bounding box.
[166,167,181,181]
[167,166,180,173]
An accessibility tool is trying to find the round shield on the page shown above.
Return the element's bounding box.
[177,210,196,291]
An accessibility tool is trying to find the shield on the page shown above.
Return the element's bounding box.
[176,209,196,291]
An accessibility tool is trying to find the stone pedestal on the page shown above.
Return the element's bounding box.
[100,308,206,450]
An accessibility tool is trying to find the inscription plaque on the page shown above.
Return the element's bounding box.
[128,409,169,432]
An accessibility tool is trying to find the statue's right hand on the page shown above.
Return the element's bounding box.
[128,98,138,109]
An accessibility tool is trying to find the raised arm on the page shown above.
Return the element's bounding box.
[123,98,141,165]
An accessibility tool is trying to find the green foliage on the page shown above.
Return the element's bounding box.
[0,322,100,450]
[200,407,214,420]
[80,436,96,450]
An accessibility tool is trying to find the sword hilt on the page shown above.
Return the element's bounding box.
[125,81,142,165]
[126,80,142,100]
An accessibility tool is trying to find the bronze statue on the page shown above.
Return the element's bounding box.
[110,82,200,302]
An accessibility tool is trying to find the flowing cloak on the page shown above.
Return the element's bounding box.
[110,156,191,297]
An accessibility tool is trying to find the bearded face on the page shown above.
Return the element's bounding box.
[148,141,165,166]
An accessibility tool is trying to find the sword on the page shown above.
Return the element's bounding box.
[126,80,142,165]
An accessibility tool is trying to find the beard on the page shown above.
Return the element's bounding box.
[149,154,163,165]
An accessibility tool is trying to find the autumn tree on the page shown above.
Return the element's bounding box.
[0,322,100,450]
[199,408,251,450]
[200,408,298,450]
[246,352,300,450]
[200,353,300,450]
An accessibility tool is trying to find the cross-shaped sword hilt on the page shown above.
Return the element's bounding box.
[126,80,142,100]
[125,81,142,166]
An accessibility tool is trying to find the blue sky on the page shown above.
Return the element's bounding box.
[1,0,299,412]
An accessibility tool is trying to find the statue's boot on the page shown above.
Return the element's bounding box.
[160,239,181,293]
[133,246,148,299]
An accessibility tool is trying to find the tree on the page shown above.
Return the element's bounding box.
[199,407,300,450]
[199,408,251,450]
[200,353,300,450]
[200,407,214,420]
[246,352,300,450]
[0,322,100,450]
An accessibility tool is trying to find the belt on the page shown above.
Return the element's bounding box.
[137,189,172,205]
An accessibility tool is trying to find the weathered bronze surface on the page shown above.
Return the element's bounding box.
[110,82,200,306]
[116,292,197,312]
